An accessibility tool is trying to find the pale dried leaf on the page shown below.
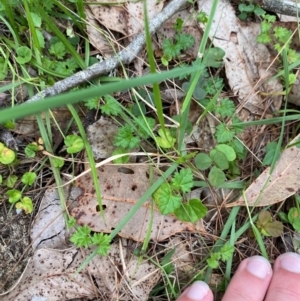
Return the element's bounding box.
[71,165,204,242]
[85,6,116,57]
[126,0,164,39]
[231,133,300,207]
[88,1,127,35]
[30,187,81,250]
[87,116,119,159]
[198,0,282,117]
[2,242,160,301]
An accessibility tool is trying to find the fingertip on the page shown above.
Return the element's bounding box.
[177,281,213,301]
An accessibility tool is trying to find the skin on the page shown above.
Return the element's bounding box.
[176,252,300,301]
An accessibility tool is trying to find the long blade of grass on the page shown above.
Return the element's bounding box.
[67,104,104,219]
[0,65,200,123]
[178,0,219,151]
[143,0,165,131]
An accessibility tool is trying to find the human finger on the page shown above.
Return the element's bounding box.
[176,281,214,301]
[222,256,273,301]
[265,252,300,301]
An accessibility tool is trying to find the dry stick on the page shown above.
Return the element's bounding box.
[253,0,300,16]
[27,0,188,103]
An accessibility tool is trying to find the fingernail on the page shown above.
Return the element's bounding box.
[246,256,271,279]
[279,252,300,273]
[185,281,210,301]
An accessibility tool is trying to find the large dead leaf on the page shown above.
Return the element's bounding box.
[71,165,204,242]
[2,242,160,301]
[197,0,282,119]
[229,133,300,207]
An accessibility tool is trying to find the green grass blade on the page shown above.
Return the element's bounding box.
[0,65,200,123]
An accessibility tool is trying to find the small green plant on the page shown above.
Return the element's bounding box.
[64,134,85,154]
[238,2,265,20]
[6,171,37,214]
[70,224,111,255]
[161,17,195,66]
[257,14,300,63]
[279,203,300,232]
[152,168,207,222]
[0,142,15,164]
[256,211,283,237]
[193,97,246,186]
[206,243,234,269]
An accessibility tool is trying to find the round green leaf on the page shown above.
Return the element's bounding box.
[208,166,226,186]
[16,196,33,214]
[210,150,229,170]
[0,146,15,164]
[15,46,32,64]
[64,134,84,154]
[193,86,207,100]
[174,198,207,222]
[215,144,236,161]
[7,189,22,204]
[195,153,212,170]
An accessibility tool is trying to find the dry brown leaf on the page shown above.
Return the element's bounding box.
[88,0,128,35]
[125,0,164,39]
[2,242,160,301]
[197,0,282,118]
[230,134,300,207]
[71,165,204,242]
[85,6,117,58]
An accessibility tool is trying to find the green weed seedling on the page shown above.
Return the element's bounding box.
[238,3,265,20]
[0,142,15,164]
[6,171,37,214]
[70,224,111,256]
[207,243,234,269]
[256,211,283,237]
[161,17,195,66]
[279,195,300,232]
[152,168,207,222]
[257,14,300,64]
[194,97,246,186]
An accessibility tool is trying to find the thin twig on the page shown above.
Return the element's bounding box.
[27,0,188,103]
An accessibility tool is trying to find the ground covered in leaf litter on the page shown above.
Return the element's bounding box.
[1,0,300,300]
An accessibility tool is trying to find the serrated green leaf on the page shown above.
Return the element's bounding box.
[171,168,194,193]
[215,123,235,143]
[70,225,92,248]
[214,98,236,118]
[208,166,226,186]
[101,95,122,116]
[174,198,207,222]
[153,183,182,215]
[195,153,212,170]
[220,244,234,261]
[114,125,140,149]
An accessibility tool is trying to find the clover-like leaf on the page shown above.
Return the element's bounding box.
[208,166,226,186]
